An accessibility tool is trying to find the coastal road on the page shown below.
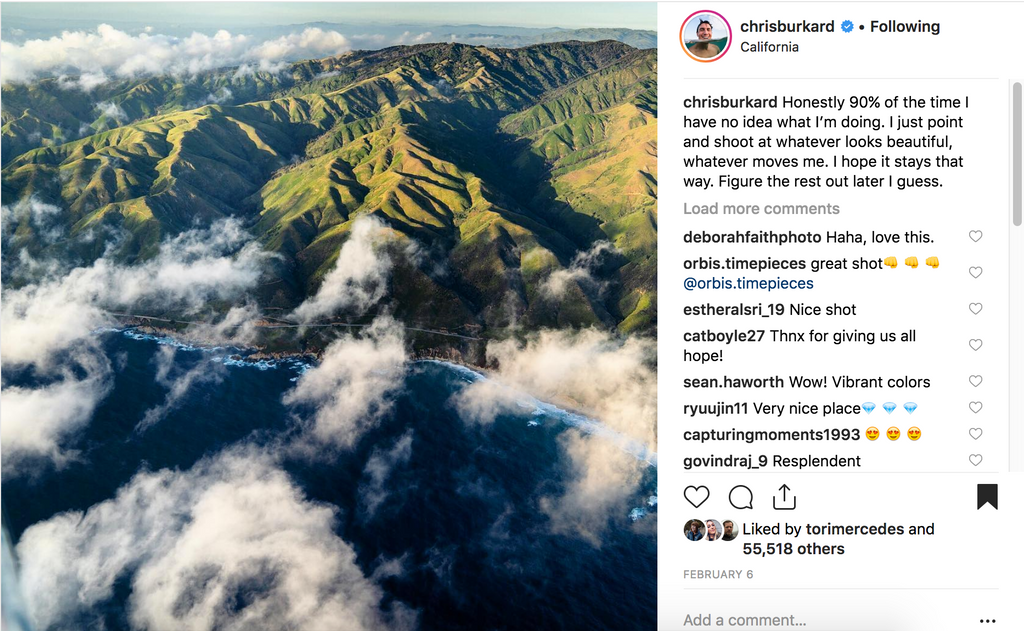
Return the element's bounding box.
[106,312,483,341]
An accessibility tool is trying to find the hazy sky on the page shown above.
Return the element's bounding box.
[1,2,656,30]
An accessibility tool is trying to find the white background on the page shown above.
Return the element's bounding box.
[658,3,1023,629]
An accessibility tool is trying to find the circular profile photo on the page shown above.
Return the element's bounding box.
[704,519,723,542]
[680,10,732,62]
[685,518,706,541]
[720,519,738,542]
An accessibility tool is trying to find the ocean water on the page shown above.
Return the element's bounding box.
[2,330,656,630]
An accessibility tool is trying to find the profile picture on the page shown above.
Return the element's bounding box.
[721,519,738,541]
[705,519,723,542]
[680,10,731,62]
[686,519,706,541]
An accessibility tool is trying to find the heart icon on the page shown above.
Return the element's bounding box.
[969,267,983,278]
[970,401,983,413]
[970,339,983,351]
[970,454,983,466]
[970,375,983,387]
[970,303,983,314]
[684,485,710,509]
[969,230,983,242]
[970,428,983,440]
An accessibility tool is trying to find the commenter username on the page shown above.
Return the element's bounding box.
[683,454,862,470]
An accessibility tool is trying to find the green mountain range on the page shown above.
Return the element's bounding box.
[2,40,657,340]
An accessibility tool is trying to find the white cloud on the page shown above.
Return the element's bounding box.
[182,303,262,348]
[283,317,406,450]
[0,349,113,471]
[359,430,414,518]
[0,195,65,244]
[453,328,656,542]
[2,526,32,631]
[1,25,352,86]
[462,328,656,441]
[431,78,455,97]
[15,249,64,279]
[15,446,416,631]
[1,217,269,371]
[540,241,616,300]
[391,31,436,45]
[95,100,127,122]
[539,433,643,545]
[248,28,349,63]
[451,377,521,426]
[77,71,110,91]
[370,554,409,582]
[393,32,434,45]
[291,215,396,323]
[56,70,110,91]
[0,218,271,473]
[136,346,228,433]
[191,86,233,107]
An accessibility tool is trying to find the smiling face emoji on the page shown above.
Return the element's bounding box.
[887,427,900,441]
[866,427,880,441]
[908,426,921,441]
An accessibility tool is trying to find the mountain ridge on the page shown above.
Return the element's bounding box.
[2,40,657,344]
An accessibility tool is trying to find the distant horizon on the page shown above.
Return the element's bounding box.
[1,4,656,86]
[0,2,657,32]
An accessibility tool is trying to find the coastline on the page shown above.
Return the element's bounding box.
[120,318,488,367]
[109,323,649,460]
[116,319,489,373]
[112,320,658,471]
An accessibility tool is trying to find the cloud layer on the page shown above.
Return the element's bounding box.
[1,217,270,473]
[359,430,414,518]
[540,241,616,300]
[291,215,396,324]
[0,350,113,470]
[15,445,416,631]
[453,328,657,543]
[284,316,407,450]
[0,196,65,245]
[1,217,268,369]
[1,24,351,85]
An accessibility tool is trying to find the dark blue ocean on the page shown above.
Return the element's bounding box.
[2,330,656,630]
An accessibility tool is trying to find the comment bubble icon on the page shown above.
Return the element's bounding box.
[729,485,754,510]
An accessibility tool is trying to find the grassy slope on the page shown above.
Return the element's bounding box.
[500,49,657,333]
[1,41,657,337]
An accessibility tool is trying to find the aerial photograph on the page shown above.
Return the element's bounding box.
[0,3,657,629]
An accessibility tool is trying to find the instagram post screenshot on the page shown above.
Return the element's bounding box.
[1,1,1022,631]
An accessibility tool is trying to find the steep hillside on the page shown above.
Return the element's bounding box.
[1,40,657,340]
[500,48,656,332]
